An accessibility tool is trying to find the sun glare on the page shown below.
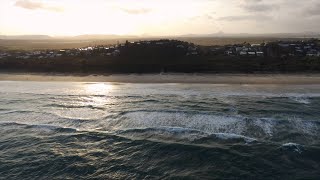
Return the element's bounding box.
[86,83,113,94]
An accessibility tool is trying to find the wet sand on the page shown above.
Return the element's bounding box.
[1,72,320,84]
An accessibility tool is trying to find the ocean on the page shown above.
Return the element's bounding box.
[0,81,319,179]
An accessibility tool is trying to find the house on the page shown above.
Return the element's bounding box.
[240,51,247,56]
[112,50,120,56]
[242,47,249,51]
[0,52,9,58]
[248,51,256,56]
[251,44,261,47]
[278,43,289,48]
[304,46,312,50]
[225,50,234,56]
[188,47,197,51]
[306,50,318,57]
[33,51,41,55]
[235,47,243,52]
[256,52,264,57]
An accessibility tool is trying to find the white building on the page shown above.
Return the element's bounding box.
[240,51,247,56]
[235,47,243,52]
[256,52,264,57]
[248,52,256,56]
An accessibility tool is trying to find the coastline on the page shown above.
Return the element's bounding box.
[1,72,320,84]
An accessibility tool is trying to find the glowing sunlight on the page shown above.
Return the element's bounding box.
[85,83,114,94]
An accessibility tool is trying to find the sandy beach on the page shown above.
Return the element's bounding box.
[1,72,320,84]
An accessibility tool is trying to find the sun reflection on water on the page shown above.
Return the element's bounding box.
[85,83,114,95]
[44,83,116,124]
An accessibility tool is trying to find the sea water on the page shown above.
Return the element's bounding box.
[0,81,319,179]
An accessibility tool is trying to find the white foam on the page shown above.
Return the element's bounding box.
[289,117,319,136]
[253,118,275,136]
[282,142,303,154]
[157,126,200,133]
[117,126,257,144]
[213,133,257,143]
[120,111,245,135]
[282,142,300,146]
[290,97,311,104]
[116,126,202,141]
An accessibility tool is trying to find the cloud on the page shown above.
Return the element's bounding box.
[304,3,320,17]
[218,14,272,21]
[15,0,64,12]
[240,0,278,12]
[243,4,276,12]
[120,8,152,15]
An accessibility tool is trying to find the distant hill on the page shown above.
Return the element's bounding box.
[178,32,320,38]
[0,35,52,40]
[70,34,139,40]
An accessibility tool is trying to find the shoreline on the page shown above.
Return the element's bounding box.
[1,72,320,84]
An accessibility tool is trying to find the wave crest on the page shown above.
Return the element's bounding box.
[117,127,257,145]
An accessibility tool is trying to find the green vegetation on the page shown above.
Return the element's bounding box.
[0,37,311,50]
[1,55,320,74]
[0,39,320,74]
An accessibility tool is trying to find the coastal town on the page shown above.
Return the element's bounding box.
[0,39,320,60]
[1,38,320,73]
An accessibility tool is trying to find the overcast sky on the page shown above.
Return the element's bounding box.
[0,0,319,36]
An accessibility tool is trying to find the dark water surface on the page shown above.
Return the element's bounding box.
[0,81,320,179]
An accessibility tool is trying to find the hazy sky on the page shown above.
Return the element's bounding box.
[0,0,319,36]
